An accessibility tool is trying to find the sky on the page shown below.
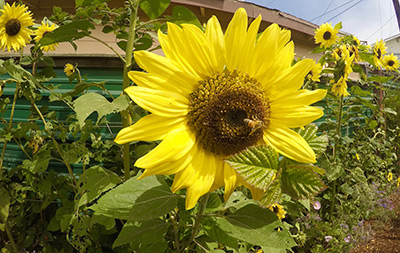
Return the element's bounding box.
[245,0,399,45]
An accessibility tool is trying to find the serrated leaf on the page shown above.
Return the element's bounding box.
[281,165,327,200]
[74,93,129,127]
[38,20,94,46]
[139,0,170,20]
[77,166,122,207]
[0,188,10,230]
[226,145,279,190]
[171,6,202,28]
[297,124,328,158]
[258,178,282,208]
[113,219,168,248]
[91,175,177,221]
[215,204,296,249]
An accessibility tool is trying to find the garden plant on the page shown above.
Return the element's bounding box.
[0,0,399,252]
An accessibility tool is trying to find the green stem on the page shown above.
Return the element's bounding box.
[329,95,344,222]
[121,0,140,180]
[170,211,180,251]
[180,193,210,252]
[0,84,19,177]
[87,35,126,63]
[5,223,18,252]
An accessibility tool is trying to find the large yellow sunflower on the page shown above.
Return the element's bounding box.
[307,62,323,82]
[34,21,59,52]
[115,8,327,209]
[382,53,399,71]
[373,40,387,69]
[0,2,34,52]
[314,23,339,48]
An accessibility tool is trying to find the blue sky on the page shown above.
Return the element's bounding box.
[245,0,399,45]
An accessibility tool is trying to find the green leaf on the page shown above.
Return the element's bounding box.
[0,188,10,231]
[38,20,95,46]
[139,240,168,253]
[297,124,328,158]
[74,93,129,127]
[135,34,153,51]
[258,178,282,208]
[225,145,279,190]
[113,219,168,248]
[76,0,108,7]
[139,0,170,20]
[171,6,202,28]
[77,166,122,207]
[351,167,367,184]
[334,22,342,30]
[22,147,52,173]
[367,75,393,84]
[224,191,255,211]
[91,175,178,221]
[382,107,397,115]
[215,204,296,249]
[90,213,116,230]
[281,165,326,200]
[368,120,378,129]
[204,220,238,249]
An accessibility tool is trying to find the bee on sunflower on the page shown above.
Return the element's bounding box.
[0,2,34,52]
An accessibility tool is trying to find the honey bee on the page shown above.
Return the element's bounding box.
[243,118,264,135]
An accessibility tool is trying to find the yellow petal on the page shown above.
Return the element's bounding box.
[135,125,195,168]
[209,159,226,192]
[223,163,240,201]
[272,89,327,106]
[114,114,185,144]
[224,8,248,70]
[124,86,189,118]
[270,106,324,128]
[238,15,262,73]
[205,15,225,71]
[264,127,316,163]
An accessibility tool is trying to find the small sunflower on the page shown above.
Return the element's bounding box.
[373,40,387,69]
[388,172,393,182]
[64,63,75,76]
[0,3,34,52]
[352,36,360,46]
[268,203,286,220]
[307,62,322,82]
[382,53,399,71]
[34,21,59,52]
[115,8,327,209]
[397,178,400,187]
[355,153,360,161]
[331,77,349,97]
[314,23,339,48]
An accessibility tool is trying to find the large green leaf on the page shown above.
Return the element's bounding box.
[281,165,327,200]
[91,175,178,221]
[0,188,10,231]
[296,124,328,158]
[171,6,202,28]
[140,0,170,20]
[38,20,95,47]
[74,93,129,127]
[77,166,122,207]
[225,145,279,190]
[258,178,282,208]
[113,219,168,248]
[76,0,108,7]
[215,204,296,249]
[204,219,238,249]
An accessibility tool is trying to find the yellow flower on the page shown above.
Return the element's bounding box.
[307,62,323,82]
[397,178,400,187]
[34,21,59,52]
[355,153,360,161]
[314,23,339,48]
[0,3,34,52]
[115,8,327,209]
[64,63,75,76]
[331,76,349,97]
[268,203,286,220]
[373,40,387,69]
[352,36,360,46]
[388,172,393,182]
[382,53,399,71]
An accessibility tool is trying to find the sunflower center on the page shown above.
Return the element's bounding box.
[388,60,395,66]
[377,48,382,59]
[323,31,331,40]
[188,69,270,156]
[5,18,21,36]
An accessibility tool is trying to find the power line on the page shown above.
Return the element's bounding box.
[326,0,365,22]
[365,14,396,40]
[317,0,335,24]
[310,0,357,21]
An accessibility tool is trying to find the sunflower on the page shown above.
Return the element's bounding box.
[34,21,59,52]
[382,53,399,71]
[64,63,75,76]
[331,76,349,97]
[314,23,339,48]
[268,203,286,220]
[307,62,323,82]
[115,8,327,209]
[0,3,34,52]
[373,40,387,69]
[388,172,393,182]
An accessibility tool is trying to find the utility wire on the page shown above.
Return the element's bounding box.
[317,0,335,23]
[365,14,396,40]
[326,0,365,22]
[310,0,357,21]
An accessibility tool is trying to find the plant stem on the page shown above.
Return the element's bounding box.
[170,211,180,251]
[5,223,18,252]
[87,35,126,63]
[329,95,344,221]
[0,83,19,177]
[180,193,210,252]
[120,0,139,180]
